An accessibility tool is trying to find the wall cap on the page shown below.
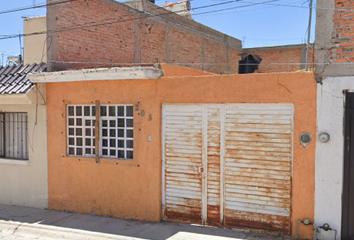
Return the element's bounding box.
[29,66,164,83]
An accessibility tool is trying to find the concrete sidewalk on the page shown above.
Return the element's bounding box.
[0,204,287,240]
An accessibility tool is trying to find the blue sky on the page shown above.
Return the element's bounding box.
[0,0,316,65]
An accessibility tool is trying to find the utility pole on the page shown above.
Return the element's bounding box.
[305,0,313,71]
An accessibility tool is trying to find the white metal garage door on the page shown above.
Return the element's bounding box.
[162,104,293,234]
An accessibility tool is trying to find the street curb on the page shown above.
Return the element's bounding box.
[0,220,146,240]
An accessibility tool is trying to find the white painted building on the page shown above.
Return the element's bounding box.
[0,63,48,208]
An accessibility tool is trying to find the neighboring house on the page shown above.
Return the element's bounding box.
[315,1,354,239]
[30,65,317,238]
[0,63,48,208]
[23,0,315,74]
[46,0,242,74]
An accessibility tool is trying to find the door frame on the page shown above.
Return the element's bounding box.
[342,92,354,239]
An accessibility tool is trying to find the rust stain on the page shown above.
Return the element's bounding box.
[224,210,290,235]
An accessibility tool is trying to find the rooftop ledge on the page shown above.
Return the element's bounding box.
[29,66,164,83]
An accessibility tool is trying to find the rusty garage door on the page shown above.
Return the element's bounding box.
[162,104,293,234]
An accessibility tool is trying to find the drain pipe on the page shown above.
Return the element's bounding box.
[316,223,337,240]
[295,219,317,240]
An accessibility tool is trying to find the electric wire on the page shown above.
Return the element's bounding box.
[0,0,79,15]
[0,0,248,48]
[0,0,321,43]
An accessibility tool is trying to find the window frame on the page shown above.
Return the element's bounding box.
[67,104,134,160]
[0,112,29,161]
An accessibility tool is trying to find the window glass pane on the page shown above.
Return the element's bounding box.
[85,138,91,146]
[102,149,108,155]
[110,139,116,147]
[76,138,83,146]
[69,128,75,135]
[85,148,91,154]
[127,151,133,159]
[126,119,133,127]
[110,129,116,137]
[76,148,83,155]
[69,148,75,155]
[118,118,125,127]
[118,106,124,116]
[118,150,125,158]
[102,139,108,147]
[118,129,124,137]
[85,129,91,136]
[110,120,116,127]
[102,120,108,127]
[126,106,133,117]
[118,140,124,148]
[100,106,107,116]
[76,128,82,136]
[76,106,82,116]
[84,106,90,116]
[110,149,116,156]
[102,129,108,137]
[92,106,96,116]
[69,138,75,145]
[126,130,133,138]
[126,140,133,149]
[68,106,74,116]
[109,106,115,116]
[68,118,74,126]
[85,120,91,126]
[76,118,82,126]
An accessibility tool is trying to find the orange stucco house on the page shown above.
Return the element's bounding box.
[30,64,317,238]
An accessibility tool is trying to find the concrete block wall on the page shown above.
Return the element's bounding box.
[46,0,242,74]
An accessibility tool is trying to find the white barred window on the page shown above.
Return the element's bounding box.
[0,113,28,160]
[67,105,133,159]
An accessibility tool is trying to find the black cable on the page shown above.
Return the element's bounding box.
[0,0,79,15]
[0,0,242,41]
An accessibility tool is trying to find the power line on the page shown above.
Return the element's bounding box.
[195,0,306,16]
[192,0,280,16]
[0,0,316,42]
[0,0,79,15]
[22,55,318,66]
[0,0,317,50]
[0,0,245,47]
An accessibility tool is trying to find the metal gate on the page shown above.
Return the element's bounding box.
[342,93,354,239]
[162,104,293,234]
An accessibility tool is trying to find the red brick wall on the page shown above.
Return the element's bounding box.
[47,0,242,74]
[330,0,354,63]
[245,44,315,73]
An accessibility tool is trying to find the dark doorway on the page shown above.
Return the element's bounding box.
[343,92,354,240]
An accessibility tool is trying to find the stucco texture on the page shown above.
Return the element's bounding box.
[46,71,316,238]
[0,84,48,208]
